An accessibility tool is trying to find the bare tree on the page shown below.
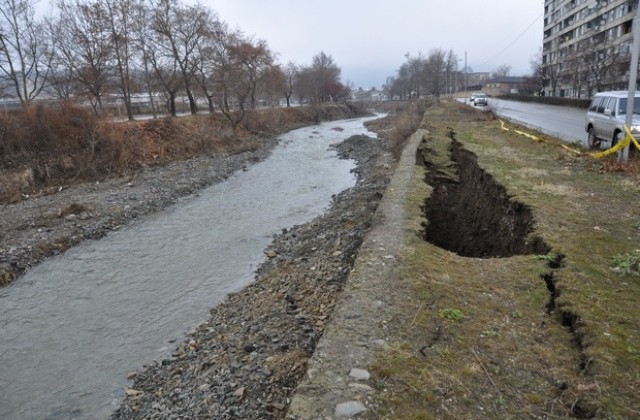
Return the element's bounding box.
[229,38,274,109]
[130,0,159,118]
[492,64,512,78]
[152,0,211,115]
[0,0,53,105]
[383,75,403,100]
[445,49,459,95]
[145,33,182,116]
[424,48,447,96]
[193,18,225,113]
[529,50,547,94]
[565,48,589,98]
[282,61,297,107]
[53,0,113,114]
[403,52,425,98]
[585,37,620,95]
[259,63,286,107]
[304,51,342,103]
[101,0,139,120]
[208,27,251,129]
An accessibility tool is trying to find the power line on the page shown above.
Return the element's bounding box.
[474,12,543,70]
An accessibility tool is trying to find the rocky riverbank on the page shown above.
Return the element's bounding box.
[110,129,394,418]
[0,137,278,286]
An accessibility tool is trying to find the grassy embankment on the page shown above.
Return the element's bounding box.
[371,100,640,419]
[0,103,363,204]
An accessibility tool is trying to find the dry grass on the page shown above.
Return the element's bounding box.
[368,99,432,159]
[0,102,360,203]
[369,100,640,419]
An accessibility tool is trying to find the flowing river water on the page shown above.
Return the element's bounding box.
[0,115,380,419]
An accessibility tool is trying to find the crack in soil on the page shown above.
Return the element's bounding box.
[419,129,548,258]
[417,129,598,418]
[541,257,596,418]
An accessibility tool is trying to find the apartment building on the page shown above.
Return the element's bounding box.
[543,0,639,97]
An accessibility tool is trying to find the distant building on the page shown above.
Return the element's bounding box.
[351,87,384,102]
[542,0,639,98]
[464,72,491,91]
[484,76,527,95]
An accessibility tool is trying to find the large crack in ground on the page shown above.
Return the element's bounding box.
[419,129,548,258]
[417,129,596,418]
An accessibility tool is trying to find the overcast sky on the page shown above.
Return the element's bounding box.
[206,0,545,89]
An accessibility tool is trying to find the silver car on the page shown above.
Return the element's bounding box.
[585,91,640,149]
[473,93,488,106]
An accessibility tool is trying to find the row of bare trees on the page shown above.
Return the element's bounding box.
[0,0,348,124]
[530,35,628,99]
[383,49,460,100]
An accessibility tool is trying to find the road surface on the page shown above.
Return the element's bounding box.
[461,97,588,146]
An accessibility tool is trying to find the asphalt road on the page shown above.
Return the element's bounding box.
[461,97,589,146]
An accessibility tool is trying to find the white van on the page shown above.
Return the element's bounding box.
[585,91,640,149]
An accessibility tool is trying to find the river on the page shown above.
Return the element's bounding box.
[0,115,380,419]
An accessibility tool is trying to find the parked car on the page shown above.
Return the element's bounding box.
[473,93,488,106]
[585,91,640,150]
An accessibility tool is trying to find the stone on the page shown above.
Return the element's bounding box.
[348,383,374,393]
[335,401,367,417]
[265,249,277,258]
[232,386,246,398]
[349,368,371,381]
[125,388,143,397]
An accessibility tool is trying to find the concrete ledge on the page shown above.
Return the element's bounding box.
[286,129,426,419]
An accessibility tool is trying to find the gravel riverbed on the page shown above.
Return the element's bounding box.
[111,131,393,419]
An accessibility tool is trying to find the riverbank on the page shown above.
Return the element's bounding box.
[111,120,396,418]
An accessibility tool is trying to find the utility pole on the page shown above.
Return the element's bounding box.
[464,51,468,93]
[622,4,640,162]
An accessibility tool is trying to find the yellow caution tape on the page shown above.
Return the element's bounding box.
[499,120,542,142]
[559,144,583,155]
[590,136,630,158]
[499,119,639,159]
[589,125,635,158]
[514,129,541,141]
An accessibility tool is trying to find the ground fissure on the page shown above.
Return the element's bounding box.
[419,128,549,258]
